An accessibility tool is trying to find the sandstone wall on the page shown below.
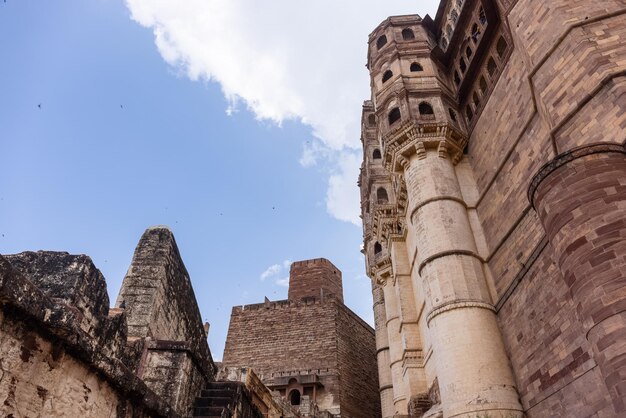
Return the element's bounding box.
[288,258,344,303]
[222,296,380,418]
[116,226,216,415]
[467,0,626,415]
[336,303,381,418]
[222,298,341,413]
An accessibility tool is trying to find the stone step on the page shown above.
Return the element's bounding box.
[195,396,231,407]
[193,406,229,417]
[200,389,235,398]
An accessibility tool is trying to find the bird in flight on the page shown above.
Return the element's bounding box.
[37,103,41,109]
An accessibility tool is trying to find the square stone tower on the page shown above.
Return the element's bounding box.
[222,258,380,418]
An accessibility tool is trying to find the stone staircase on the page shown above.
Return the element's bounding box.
[193,381,263,418]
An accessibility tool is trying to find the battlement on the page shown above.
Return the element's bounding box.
[288,258,344,303]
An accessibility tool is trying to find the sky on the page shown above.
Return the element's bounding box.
[0,0,440,360]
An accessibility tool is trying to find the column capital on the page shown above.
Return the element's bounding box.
[382,121,467,173]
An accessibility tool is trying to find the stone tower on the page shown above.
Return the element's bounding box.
[360,1,626,417]
[222,258,381,418]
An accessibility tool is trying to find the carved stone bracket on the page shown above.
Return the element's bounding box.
[383,121,467,173]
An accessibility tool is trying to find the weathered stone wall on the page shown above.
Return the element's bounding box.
[0,226,222,418]
[0,253,181,418]
[116,226,216,415]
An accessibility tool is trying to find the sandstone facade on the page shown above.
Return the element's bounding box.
[222,258,381,418]
[360,1,626,417]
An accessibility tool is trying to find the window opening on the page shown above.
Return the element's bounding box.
[382,70,393,83]
[410,62,423,72]
[402,28,415,40]
[487,57,497,77]
[418,102,434,115]
[377,188,389,203]
[471,24,481,43]
[377,35,388,50]
[388,108,401,125]
[496,36,508,58]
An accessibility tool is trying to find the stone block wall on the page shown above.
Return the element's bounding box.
[222,288,380,418]
[222,298,341,413]
[115,226,216,414]
[467,0,626,415]
[335,303,381,418]
[0,226,221,418]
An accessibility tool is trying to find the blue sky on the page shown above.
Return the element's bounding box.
[0,0,439,359]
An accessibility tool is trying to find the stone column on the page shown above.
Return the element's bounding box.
[404,145,522,418]
[529,144,626,414]
[383,279,409,415]
[373,283,396,418]
[390,241,428,403]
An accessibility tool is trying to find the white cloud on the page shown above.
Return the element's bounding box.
[259,260,292,286]
[260,263,282,281]
[125,0,440,223]
[327,152,363,225]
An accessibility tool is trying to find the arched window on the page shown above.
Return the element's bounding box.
[377,35,388,50]
[496,36,508,58]
[374,242,382,254]
[471,24,481,43]
[449,108,458,122]
[466,46,473,58]
[454,71,461,86]
[289,390,301,406]
[373,149,382,159]
[459,57,467,73]
[377,187,389,203]
[382,70,393,83]
[410,62,423,72]
[441,38,448,49]
[419,102,434,116]
[456,0,463,7]
[368,114,376,126]
[479,76,488,94]
[388,108,401,125]
[402,28,415,40]
[446,24,453,38]
[479,7,487,25]
[487,57,497,77]
[473,92,480,107]
[451,9,459,23]
[466,105,474,121]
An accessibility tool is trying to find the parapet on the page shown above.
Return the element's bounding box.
[288,258,344,303]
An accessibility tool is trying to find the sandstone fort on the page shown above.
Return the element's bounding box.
[1,0,626,417]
